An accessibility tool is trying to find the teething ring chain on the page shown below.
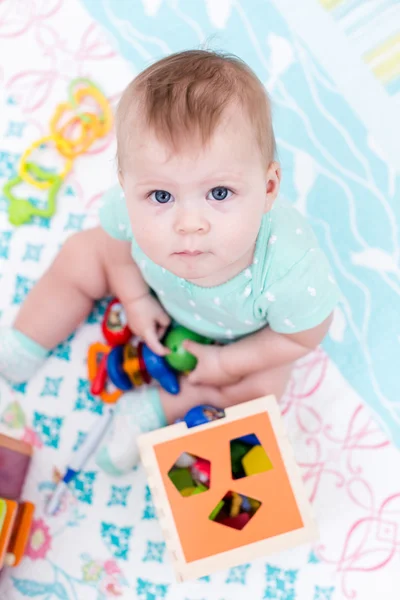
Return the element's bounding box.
[50,104,102,159]
[4,77,113,225]
[18,136,73,190]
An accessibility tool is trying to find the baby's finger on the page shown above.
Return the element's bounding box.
[158,311,171,327]
[144,328,169,356]
[187,368,200,385]
[183,340,205,358]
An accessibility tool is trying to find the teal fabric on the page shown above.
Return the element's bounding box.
[96,386,166,476]
[14,329,49,358]
[99,186,340,340]
[0,327,48,383]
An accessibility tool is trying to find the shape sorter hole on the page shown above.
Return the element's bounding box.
[230,433,273,480]
[209,491,261,530]
[168,453,211,497]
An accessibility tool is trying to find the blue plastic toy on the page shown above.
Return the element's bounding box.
[141,344,180,395]
[177,405,226,428]
[107,345,132,391]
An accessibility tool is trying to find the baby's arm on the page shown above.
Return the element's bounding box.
[184,314,333,387]
[219,315,333,380]
[14,227,169,354]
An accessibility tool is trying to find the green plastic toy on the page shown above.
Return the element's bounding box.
[164,326,212,372]
[4,163,62,226]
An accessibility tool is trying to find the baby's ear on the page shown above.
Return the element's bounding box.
[264,161,281,212]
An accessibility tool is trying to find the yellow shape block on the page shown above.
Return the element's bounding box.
[180,487,197,497]
[242,445,273,476]
[230,492,242,517]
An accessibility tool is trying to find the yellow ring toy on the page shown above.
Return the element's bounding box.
[19,136,73,190]
[50,103,101,159]
[73,86,113,137]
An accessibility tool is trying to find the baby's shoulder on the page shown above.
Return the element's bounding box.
[255,199,320,280]
[270,198,318,246]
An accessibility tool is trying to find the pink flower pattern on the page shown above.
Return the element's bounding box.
[25,518,52,560]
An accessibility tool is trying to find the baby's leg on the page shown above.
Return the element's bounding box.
[160,364,293,424]
[0,227,134,382]
[97,366,292,476]
[14,228,110,349]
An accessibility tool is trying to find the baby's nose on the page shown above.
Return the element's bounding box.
[174,209,210,234]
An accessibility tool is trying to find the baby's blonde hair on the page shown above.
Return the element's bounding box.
[116,49,275,169]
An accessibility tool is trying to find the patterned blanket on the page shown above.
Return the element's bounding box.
[0,1,399,599]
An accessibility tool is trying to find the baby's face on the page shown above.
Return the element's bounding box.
[120,110,278,286]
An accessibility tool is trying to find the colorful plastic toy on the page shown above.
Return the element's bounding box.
[138,395,318,582]
[141,343,179,394]
[179,404,225,428]
[3,78,112,226]
[164,326,211,372]
[88,299,212,398]
[0,435,35,570]
[102,299,131,347]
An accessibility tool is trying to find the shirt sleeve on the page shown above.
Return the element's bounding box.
[98,186,133,242]
[257,248,340,334]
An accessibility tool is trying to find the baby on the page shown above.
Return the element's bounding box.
[0,50,339,474]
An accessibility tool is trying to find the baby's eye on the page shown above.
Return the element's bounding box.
[150,190,173,204]
[207,186,232,201]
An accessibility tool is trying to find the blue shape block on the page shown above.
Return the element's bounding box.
[181,404,225,428]
[237,434,260,446]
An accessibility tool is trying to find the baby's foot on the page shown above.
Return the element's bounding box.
[96,387,167,476]
[0,327,48,383]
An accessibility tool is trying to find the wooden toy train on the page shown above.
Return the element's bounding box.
[0,434,35,569]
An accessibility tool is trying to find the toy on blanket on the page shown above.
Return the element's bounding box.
[138,396,318,582]
[3,78,113,226]
[88,298,211,400]
[0,434,35,569]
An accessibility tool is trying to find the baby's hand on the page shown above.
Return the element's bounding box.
[184,341,241,387]
[125,293,171,356]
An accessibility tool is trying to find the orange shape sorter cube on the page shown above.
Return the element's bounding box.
[138,395,318,582]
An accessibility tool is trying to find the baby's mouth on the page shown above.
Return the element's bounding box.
[174,250,204,257]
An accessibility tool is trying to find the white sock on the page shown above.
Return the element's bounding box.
[0,327,48,383]
[96,387,166,476]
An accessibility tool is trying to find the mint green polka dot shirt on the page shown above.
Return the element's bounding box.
[99,186,340,342]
